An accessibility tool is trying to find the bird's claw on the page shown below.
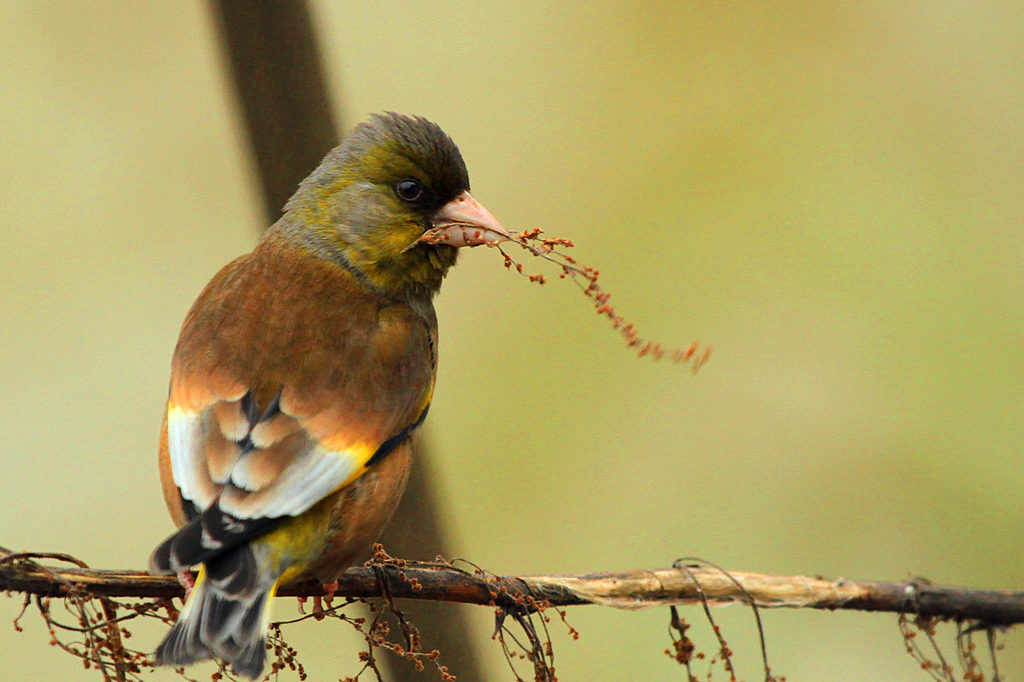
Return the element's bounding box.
[306,581,339,620]
[175,570,196,603]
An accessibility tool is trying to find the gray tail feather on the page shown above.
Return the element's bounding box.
[154,556,272,679]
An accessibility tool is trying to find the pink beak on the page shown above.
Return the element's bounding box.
[423,191,511,247]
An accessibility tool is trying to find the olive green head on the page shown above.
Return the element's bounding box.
[279,112,476,299]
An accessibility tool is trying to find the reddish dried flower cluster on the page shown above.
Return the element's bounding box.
[267,624,308,680]
[498,228,711,372]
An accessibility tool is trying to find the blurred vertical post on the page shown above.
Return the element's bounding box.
[207,1,483,677]
[208,0,337,218]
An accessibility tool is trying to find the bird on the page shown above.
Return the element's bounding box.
[149,112,509,679]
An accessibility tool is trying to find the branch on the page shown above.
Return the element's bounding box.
[2,547,1022,625]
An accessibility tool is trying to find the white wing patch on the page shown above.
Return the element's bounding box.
[169,399,377,522]
[167,405,220,510]
[219,443,372,519]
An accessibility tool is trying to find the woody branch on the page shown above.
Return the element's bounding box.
[1,547,1021,625]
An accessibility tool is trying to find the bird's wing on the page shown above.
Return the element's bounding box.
[152,247,436,572]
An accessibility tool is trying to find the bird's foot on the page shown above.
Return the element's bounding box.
[311,596,326,620]
[308,581,339,620]
[322,580,338,609]
[175,570,196,603]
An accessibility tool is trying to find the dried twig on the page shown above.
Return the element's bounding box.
[418,224,712,371]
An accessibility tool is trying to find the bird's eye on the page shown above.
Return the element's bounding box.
[394,179,425,203]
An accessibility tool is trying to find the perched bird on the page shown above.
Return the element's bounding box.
[149,112,509,678]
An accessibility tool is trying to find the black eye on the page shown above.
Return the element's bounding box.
[394,178,425,203]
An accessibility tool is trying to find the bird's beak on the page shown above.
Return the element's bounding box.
[418,191,511,248]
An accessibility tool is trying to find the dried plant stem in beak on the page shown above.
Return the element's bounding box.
[496,228,711,372]
[417,191,513,248]
[417,222,512,248]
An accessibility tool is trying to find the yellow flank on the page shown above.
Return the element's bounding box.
[261,494,337,582]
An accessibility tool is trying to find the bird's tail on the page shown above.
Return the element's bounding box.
[154,547,278,680]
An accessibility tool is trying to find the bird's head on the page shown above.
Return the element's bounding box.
[280,112,509,299]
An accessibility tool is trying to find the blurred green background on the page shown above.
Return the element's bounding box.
[2,2,1022,680]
